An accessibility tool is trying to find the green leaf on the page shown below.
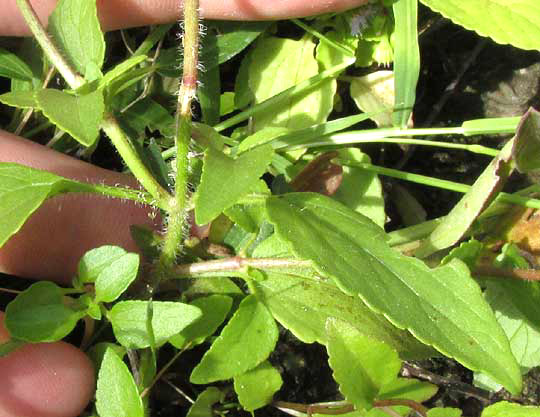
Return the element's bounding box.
[350,71,395,128]
[392,0,420,127]
[5,281,85,342]
[266,192,521,394]
[169,295,232,349]
[96,348,144,417]
[220,92,235,116]
[513,108,540,173]
[428,409,462,417]
[118,97,174,138]
[186,387,223,417]
[199,33,221,126]
[36,89,104,146]
[49,0,105,75]
[0,48,34,80]
[334,149,385,227]
[98,55,147,91]
[79,294,102,320]
[237,127,291,154]
[194,144,273,225]
[108,301,202,349]
[441,239,484,269]
[0,163,121,248]
[326,319,401,411]
[183,277,244,300]
[190,295,278,384]
[0,91,38,109]
[157,21,269,77]
[415,136,514,258]
[204,21,271,67]
[87,342,126,379]
[94,253,140,303]
[248,36,336,131]
[315,30,357,71]
[379,377,438,405]
[76,246,129,284]
[224,180,269,233]
[487,281,540,371]
[363,378,438,417]
[234,361,283,411]
[254,271,434,359]
[475,279,540,391]
[482,401,540,417]
[420,0,540,51]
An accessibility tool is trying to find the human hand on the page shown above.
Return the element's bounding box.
[0,1,367,416]
[2,0,366,35]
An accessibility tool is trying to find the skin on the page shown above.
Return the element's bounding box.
[0,1,367,416]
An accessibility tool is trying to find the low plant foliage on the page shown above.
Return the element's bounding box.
[1,0,540,416]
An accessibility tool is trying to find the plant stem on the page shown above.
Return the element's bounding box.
[173,257,313,278]
[154,0,200,282]
[350,161,540,210]
[273,401,354,415]
[15,0,84,89]
[474,266,540,281]
[273,399,427,417]
[401,362,491,403]
[287,132,498,156]
[63,181,156,206]
[140,344,189,399]
[374,400,427,417]
[101,114,172,210]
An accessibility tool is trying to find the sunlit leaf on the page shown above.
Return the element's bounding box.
[248,37,336,131]
[5,281,85,342]
[109,301,201,348]
[194,145,273,225]
[186,387,223,417]
[96,348,144,417]
[49,0,105,75]
[482,401,540,416]
[36,89,104,146]
[0,48,34,80]
[266,192,521,394]
[169,295,232,349]
[326,319,401,411]
[190,295,278,384]
[420,0,540,51]
[234,361,283,411]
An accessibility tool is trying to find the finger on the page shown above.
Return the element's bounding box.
[0,312,95,417]
[0,130,161,283]
[2,0,368,36]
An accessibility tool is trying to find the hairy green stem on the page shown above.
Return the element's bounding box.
[15,0,84,89]
[101,114,172,210]
[64,181,156,206]
[155,0,200,281]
